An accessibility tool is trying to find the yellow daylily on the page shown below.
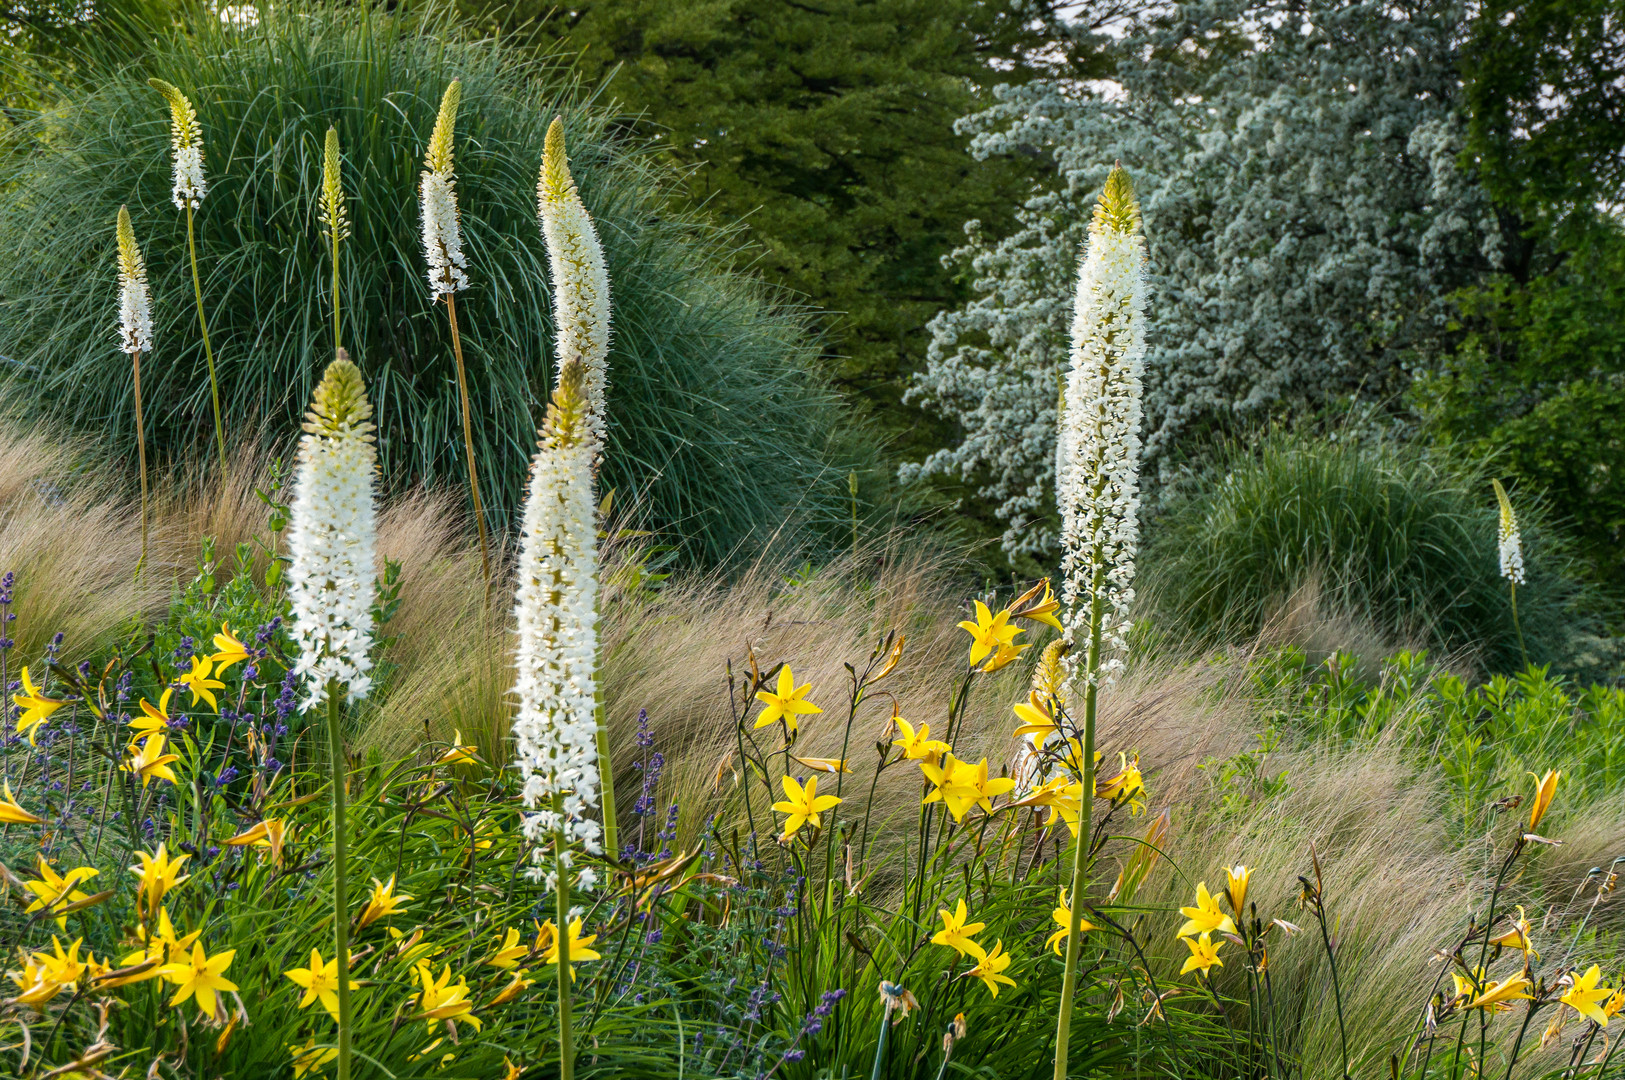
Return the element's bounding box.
[122,733,180,788]
[956,600,1022,667]
[486,927,528,969]
[0,780,43,825]
[1095,751,1145,812]
[965,940,1017,998]
[771,775,841,841]
[1604,988,1625,1021]
[178,655,226,712]
[542,918,601,980]
[435,729,479,766]
[209,623,251,675]
[1013,776,1084,836]
[891,717,949,762]
[1176,882,1237,940]
[920,753,978,821]
[931,898,986,961]
[1463,973,1535,1012]
[489,969,534,1008]
[1009,578,1064,631]
[960,757,1015,815]
[289,1037,339,1078]
[357,874,412,930]
[1180,933,1224,976]
[1488,905,1538,958]
[284,948,359,1021]
[792,755,851,774]
[981,640,1030,673]
[119,907,200,974]
[1047,888,1095,956]
[129,844,190,914]
[1224,865,1251,915]
[158,942,238,1019]
[1528,769,1560,832]
[31,936,89,986]
[223,817,291,867]
[1012,692,1061,746]
[23,857,99,930]
[12,666,64,745]
[1560,965,1614,1026]
[754,666,823,733]
[502,1056,524,1080]
[413,962,482,1033]
[131,688,176,738]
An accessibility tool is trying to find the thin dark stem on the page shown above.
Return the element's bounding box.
[443,293,491,590]
[185,204,226,472]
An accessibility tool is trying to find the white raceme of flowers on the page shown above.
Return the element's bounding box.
[538,117,612,462]
[116,208,152,355]
[286,354,378,707]
[420,171,468,295]
[904,0,1501,555]
[171,145,207,211]
[512,364,602,889]
[1495,481,1526,585]
[151,80,207,211]
[1058,170,1145,686]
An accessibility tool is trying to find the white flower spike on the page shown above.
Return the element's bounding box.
[287,352,378,707]
[420,80,469,296]
[538,117,611,465]
[1057,165,1146,686]
[149,79,206,211]
[116,207,152,356]
[512,358,602,888]
[1493,478,1525,586]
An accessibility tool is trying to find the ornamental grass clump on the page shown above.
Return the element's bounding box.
[286,351,377,1080]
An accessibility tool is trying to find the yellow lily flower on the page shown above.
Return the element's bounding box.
[122,733,180,788]
[0,780,43,825]
[223,817,291,867]
[488,969,534,1008]
[23,857,99,929]
[1177,882,1237,940]
[129,844,190,914]
[1604,988,1625,1020]
[209,623,251,676]
[131,688,175,738]
[178,655,226,712]
[1224,865,1251,915]
[1012,777,1084,836]
[1560,965,1614,1026]
[1487,905,1538,959]
[1047,888,1094,955]
[12,666,64,745]
[1463,973,1535,1012]
[956,600,1022,667]
[891,717,949,762]
[502,1056,524,1080]
[920,753,979,822]
[1180,932,1224,976]
[120,907,201,970]
[158,941,238,1020]
[435,729,479,766]
[486,927,528,969]
[1012,692,1060,746]
[981,640,1030,673]
[1095,751,1145,812]
[542,918,601,980]
[289,1037,339,1079]
[31,936,89,986]
[965,939,1017,997]
[930,898,986,961]
[792,755,851,774]
[357,874,412,930]
[771,775,841,841]
[412,961,482,1033]
[1009,578,1064,631]
[754,666,823,733]
[960,757,1015,815]
[1528,769,1560,832]
[284,948,359,1021]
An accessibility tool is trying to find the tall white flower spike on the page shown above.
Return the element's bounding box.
[512,358,603,890]
[1493,478,1526,585]
[116,207,153,356]
[1057,165,1146,687]
[420,80,469,296]
[149,79,206,211]
[538,117,611,466]
[287,351,378,706]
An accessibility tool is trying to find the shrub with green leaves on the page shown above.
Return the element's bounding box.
[0,4,859,563]
[1142,433,1605,675]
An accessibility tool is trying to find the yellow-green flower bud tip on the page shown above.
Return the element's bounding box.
[426,80,461,176]
[148,78,202,150]
[303,349,376,439]
[320,126,349,241]
[1092,164,1140,236]
[540,116,576,205]
[541,359,588,451]
[116,206,145,283]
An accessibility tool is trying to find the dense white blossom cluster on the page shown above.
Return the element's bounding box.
[115,207,152,356]
[420,81,469,296]
[512,362,602,889]
[151,80,207,211]
[287,353,378,707]
[1494,480,1526,586]
[538,117,612,463]
[1058,168,1145,684]
[905,0,1500,554]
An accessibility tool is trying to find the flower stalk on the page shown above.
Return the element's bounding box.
[420,79,491,588]
[1051,164,1146,1080]
[149,78,226,472]
[320,126,348,354]
[116,206,153,573]
[1493,478,1529,669]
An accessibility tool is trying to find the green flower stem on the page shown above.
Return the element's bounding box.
[442,292,492,590]
[556,825,575,1080]
[1053,573,1103,1080]
[185,204,226,472]
[326,683,353,1080]
[1510,581,1529,670]
[331,215,342,354]
[869,1002,893,1080]
[132,350,149,576]
[594,593,617,857]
